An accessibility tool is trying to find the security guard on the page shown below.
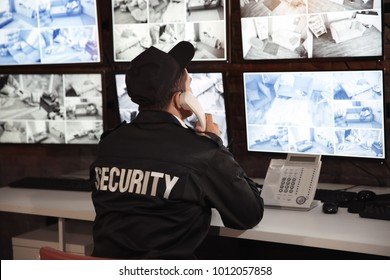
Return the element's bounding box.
[90,41,264,259]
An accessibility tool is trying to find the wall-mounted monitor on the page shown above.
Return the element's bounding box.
[112,0,227,62]
[240,1,383,60]
[115,71,229,146]
[243,70,385,159]
[0,0,101,65]
[0,73,104,144]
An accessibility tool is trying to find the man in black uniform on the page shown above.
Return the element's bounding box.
[90,41,264,259]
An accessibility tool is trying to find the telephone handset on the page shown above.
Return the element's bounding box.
[180,91,207,131]
[261,153,322,210]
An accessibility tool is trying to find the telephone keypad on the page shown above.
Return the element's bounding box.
[278,168,302,196]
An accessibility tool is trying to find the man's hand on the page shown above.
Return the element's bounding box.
[195,113,221,136]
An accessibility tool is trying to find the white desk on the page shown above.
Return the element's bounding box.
[211,206,390,257]
[0,184,389,257]
[0,187,94,221]
[0,187,94,251]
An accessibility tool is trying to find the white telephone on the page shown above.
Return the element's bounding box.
[180,91,207,131]
[261,153,322,210]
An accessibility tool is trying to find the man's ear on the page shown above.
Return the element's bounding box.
[172,91,182,109]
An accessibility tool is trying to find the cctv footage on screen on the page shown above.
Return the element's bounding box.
[0,73,103,144]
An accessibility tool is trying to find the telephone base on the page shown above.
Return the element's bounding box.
[264,200,320,211]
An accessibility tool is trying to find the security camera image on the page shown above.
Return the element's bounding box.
[240,1,382,60]
[0,73,103,144]
[0,0,100,65]
[115,72,229,146]
[112,0,227,62]
[244,70,385,159]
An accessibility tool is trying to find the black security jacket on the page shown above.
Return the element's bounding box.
[90,110,264,259]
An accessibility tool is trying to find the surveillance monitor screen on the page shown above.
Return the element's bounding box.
[0,73,104,144]
[243,70,385,159]
[240,0,383,60]
[115,71,229,146]
[0,0,100,65]
[112,0,227,62]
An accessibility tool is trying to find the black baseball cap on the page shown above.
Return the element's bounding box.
[125,41,195,106]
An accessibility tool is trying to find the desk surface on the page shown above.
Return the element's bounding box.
[0,184,389,257]
[211,206,390,257]
[0,187,94,221]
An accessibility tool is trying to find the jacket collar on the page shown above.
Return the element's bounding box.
[132,110,185,128]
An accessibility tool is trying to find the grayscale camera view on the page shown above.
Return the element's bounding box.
[188,72,227,146]
[116,72,229,146]
[0,0,100,65]
[112,0,227,62]
[0,73,103,144]
[244,70,385,159]
[240,0,382,60]
[115,74,139,123]
[187,0,225,22]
